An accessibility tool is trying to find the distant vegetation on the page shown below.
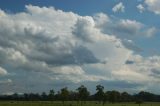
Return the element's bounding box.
[0,85,160,105]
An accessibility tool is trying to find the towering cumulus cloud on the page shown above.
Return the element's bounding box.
[0,5,159,94]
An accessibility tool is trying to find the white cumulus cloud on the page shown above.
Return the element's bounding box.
[145,0,160,14]
[137,4,145,13]
[0,5,159,93]
[112,2,125,13]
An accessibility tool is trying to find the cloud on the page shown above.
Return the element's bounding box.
[93,13,110,27]
[0,67,7,75]
[122,39,142,52]
[122,55,160,85]
[0,5,159,93]
[145,0,160,14]
[112,2,125,13]
[137,4,145,13]
[0,79,12,84]
[94,13,156,38]
[85,51,160,92]
[0,5,115,86]
[93,13,158,52]
[125,60,134,64]
[73,16,100,43]
[114,19,143,36]
[145,27,158,37]
[0,6,102,67]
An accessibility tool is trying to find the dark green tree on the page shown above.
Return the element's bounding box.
[60,87,69,104]
[107,90,120,103]
[77,85,90,105]
[95,85,105,104]
[48,89,55,101]
[41,92,47,101]
[102,92,108,105]
[121,92,131,102]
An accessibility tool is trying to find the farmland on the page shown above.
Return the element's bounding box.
[0,101,159,106]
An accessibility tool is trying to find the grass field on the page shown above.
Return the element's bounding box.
[0,101,159,106]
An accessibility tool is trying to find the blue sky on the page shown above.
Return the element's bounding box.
[0,0,160,94]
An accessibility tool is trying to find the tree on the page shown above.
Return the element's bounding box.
[28,93,40,101]
[54,91,61,101]
[95,85,105,104]
[135,99,143,106]
[60,87,69,104]
[107,90,120,103]
[41,92,47,101]
[12,93,19,100]
[136,91,154,102]
[48,89,55,101]
[121,92,131,102]
[23,93,29,101]
[69,91,78,101]
[103,92,108,105]
[1,85,160,102]
[77,85,90,105]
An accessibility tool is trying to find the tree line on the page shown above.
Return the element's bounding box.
[0,85,160,104]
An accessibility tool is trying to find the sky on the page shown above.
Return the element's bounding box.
[0,0,160,95]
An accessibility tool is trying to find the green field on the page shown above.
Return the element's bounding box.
[0,101,159,106]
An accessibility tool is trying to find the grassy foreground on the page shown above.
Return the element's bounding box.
[0,101,159,106]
